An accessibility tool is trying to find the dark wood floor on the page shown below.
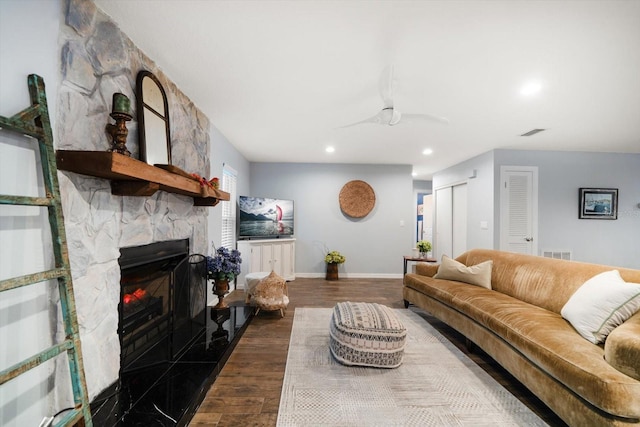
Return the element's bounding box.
[188,277,566,426]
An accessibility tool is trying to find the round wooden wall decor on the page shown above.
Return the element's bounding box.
[339,180,376,218]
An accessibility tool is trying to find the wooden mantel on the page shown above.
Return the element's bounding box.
[55,150,230,206]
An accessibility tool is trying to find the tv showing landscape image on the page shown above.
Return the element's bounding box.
[238,196,294,238]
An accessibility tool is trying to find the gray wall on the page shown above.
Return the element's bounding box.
[249,163,414,277]
[494,150,640,268]
[432,151,496,252]
[208,125,250,252]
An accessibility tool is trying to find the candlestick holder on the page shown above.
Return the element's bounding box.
[106,111,132,156]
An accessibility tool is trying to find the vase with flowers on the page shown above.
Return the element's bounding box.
[206,246,242,309]
[324,250,345,281]
[416,240,432,258]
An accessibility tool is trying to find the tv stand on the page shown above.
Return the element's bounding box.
[237,238,296,287]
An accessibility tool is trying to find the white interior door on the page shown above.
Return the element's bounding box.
[500,166,538,255]
[452,183,468,257]
[435,187,452,260]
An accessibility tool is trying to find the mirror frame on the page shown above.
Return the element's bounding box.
[136,70,172,165]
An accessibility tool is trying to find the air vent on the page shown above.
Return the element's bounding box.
[542,250,572,261]
[521,128,545,137]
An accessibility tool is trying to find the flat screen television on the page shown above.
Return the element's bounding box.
[238,196,294,239]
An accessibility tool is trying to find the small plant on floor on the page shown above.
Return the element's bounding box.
[325,250,346,264]
[417,240,432,256]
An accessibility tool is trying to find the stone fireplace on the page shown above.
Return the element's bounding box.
[54,0,216,415]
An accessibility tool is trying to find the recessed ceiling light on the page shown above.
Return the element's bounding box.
[325,146,335,153]
[520,81,542,96]
[422,148,433,155]
[412,172,417,177]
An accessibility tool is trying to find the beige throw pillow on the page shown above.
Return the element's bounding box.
[561,270,640,344]
[433,255,493,289]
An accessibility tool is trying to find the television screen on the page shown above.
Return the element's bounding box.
[238,196,294,238]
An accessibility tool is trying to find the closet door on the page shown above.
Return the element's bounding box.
[452,183,468,257]
[435,187,452,259]
[435,183,468,260]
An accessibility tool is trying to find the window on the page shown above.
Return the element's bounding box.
[220,165,237,250]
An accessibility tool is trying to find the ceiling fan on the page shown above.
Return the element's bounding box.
[341,66,449,128]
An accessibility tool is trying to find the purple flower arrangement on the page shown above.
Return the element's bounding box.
[206,247,242,281]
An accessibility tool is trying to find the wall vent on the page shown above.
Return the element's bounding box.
[542,250,572,261]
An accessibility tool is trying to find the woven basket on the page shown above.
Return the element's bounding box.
[339,180,375,218]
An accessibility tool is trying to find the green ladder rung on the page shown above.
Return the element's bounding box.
[0,104,45,139]
[0,194,53,206]
[0,268,69,292]
[0,340,74,385]
[53,408,85,427]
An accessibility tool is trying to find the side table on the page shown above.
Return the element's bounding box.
[403,255,437,275]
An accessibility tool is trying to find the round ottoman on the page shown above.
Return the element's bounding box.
[244,271,270,304]
[329,301,407,368]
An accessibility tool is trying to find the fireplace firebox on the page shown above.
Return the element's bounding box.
[90,239,253,426]
[118,238,206,373]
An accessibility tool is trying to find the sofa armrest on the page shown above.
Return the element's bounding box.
[414,262,439,277]
[604,311,640,381]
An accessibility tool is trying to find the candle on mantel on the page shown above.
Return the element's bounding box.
[112,92,130,115]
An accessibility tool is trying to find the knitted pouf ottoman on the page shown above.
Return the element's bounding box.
[329,301,407,368]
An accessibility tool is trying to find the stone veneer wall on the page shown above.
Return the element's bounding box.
[55,0,210,401]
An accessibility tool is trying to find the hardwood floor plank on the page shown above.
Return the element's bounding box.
[189,277,566,426]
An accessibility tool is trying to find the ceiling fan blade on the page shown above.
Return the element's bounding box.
[401,113,450,124]
[338,111,385,128]
[379,65,396,108]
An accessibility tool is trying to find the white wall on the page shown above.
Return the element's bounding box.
[0,1,62,426]
[494,150,640,268]
[249,163,414,277]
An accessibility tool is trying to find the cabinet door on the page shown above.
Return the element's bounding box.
[280,241,294,280]
[249,244,263,272]
[261,243,275,272]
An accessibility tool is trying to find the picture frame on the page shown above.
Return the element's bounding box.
[579,188,618,220]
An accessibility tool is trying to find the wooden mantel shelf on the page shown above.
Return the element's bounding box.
[55,150,230,206]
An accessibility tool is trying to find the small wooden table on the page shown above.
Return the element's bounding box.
[403,255,437,275]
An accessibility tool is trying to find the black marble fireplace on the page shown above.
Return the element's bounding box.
[90,239,253,426]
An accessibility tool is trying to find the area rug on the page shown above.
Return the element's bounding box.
[277,307,549,426]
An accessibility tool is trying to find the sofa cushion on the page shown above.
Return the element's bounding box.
[561,270,640,344]
[433,255,493,289]
[605,312,640,381]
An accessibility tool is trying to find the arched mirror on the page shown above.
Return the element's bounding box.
[136,70,171,165]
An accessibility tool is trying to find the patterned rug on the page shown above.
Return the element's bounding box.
[277,307,549,426]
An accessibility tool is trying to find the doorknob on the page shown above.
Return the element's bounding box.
[525,237,533,242]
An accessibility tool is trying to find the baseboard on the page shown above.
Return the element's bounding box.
[295,273,403,279]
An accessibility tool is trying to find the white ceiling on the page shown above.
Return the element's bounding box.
[95,0,640,180]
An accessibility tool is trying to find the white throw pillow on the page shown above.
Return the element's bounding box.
[433,255,493,289]
[561,270,640,344]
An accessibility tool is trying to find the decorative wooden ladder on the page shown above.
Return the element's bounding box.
[0,74,92,426]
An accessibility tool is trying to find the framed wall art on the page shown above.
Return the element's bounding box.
[579,188,618,220]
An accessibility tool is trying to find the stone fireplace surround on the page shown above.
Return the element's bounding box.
[54,0,215,411]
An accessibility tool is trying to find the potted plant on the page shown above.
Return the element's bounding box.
[325,250,345,281]
[416,240,432,258]
[206,246,242,309]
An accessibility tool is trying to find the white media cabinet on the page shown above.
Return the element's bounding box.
[237,238,296,287]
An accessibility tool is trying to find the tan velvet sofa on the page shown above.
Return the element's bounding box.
[403,249,640,426]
